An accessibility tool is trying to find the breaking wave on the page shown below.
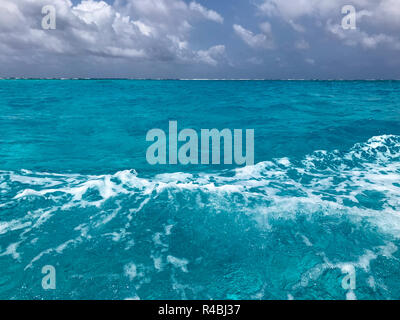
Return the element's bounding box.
[1,135,400,299]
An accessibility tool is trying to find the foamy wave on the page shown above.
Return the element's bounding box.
[1,134,400,224]
[1,134,400,296]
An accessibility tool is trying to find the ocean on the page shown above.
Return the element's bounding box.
[1,80,400,299]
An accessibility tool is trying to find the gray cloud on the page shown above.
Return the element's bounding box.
[257,0,400,50]
[0,0,400,78]
[233,22,274,49]
[0,0,225,72]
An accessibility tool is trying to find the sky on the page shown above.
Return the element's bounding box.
[0,0,399,79]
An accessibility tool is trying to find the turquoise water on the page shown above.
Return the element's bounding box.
[1,80,400,299]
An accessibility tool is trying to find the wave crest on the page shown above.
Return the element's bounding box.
[1,135,400,299]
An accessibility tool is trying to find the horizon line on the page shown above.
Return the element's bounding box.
[1,78,400,81]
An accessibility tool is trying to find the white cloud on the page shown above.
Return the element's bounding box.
[103,46,146,58]
[189,2,224,24]
[233,23,274,49]
[287,20,305,33]
[72,0,113,26]
[0,0,226,69]
[194,45,226,66]
[1,0,400,77]
[327,20,400,50]
[257,0,400,50]
[259,21,272,34]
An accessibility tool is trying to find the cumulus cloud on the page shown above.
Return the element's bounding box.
[257,0,400,50]
[194,45,226,66]
[0,0,225,73]
[1,0,400,78]
[327,20,400,50]
[233,23,274,49]
[189,1,223,24]
[257,0,337,20]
